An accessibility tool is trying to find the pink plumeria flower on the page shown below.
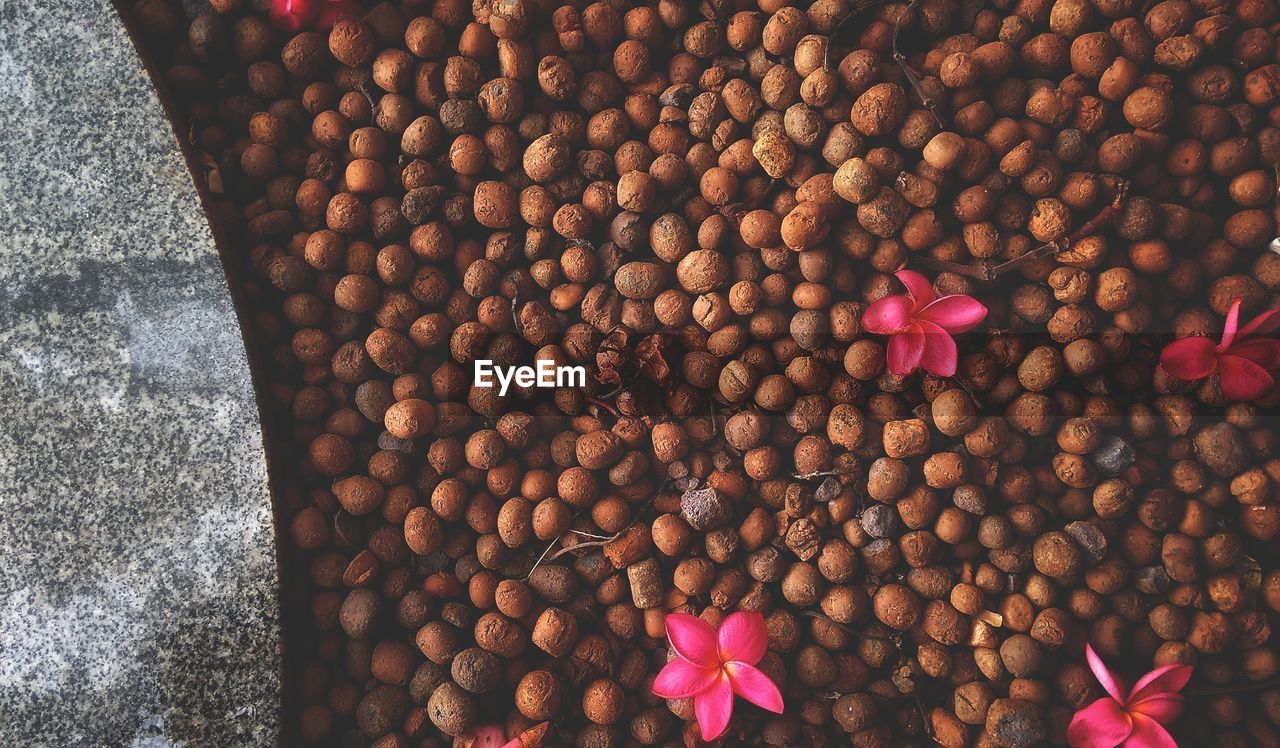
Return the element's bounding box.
[1067,644,1192,748]
[861,269,988,377]
[1160,298,1280,401]
[651,611,783,741]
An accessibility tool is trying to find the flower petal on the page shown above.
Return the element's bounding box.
[653,659,720,700]
[1067,698,1133,748]
[664,613,719,668]
[1122,714,1177,748]
[269,0,319,30]
[1127,664,1192,704]
[506,723,549,748]
[1240,306,1280,338]
[717,611,768,665]
[916,295,988,333]
[886,326,925,376]
[724,662,784,714]
[1159,336,1218,381]
[863,295,915,334]
[1086,644,1127,703]
[467,726,508,748]
[693,675,735,742]
[1225,338,1280,371]
[894,269,936,309]
[1219,299,1242,351]
[1129,693,1183,724]
[917,320,959,377]
[1217,354,1276,401]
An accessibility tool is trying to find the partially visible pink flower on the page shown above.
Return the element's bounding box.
[1160,298,1280,401]
[269,0,359,31]
[458,726,509,748]
[461,723,549,748]
[1067,644,1192,748]
[861,269,988,377]
[269,0,318,31]
[651,611,783,741]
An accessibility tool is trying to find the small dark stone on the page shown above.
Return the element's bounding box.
[1135,565,1172,594]
[1065,521,1108,563]
[438,98,484,134]
[378,431,415,452]
[415,551,452,575]
[658,83,696,108]
[1090,436,1135,477]
[815,476,842,502]
[572,551,613,585]
[985,698,1044,748]
[681,487,731,530]
[401,185,445,224]
[306,149,338,181]
[442,602,473,629]
[860,504,899,539]
[453,555,482,584]
[1053,128,1086,163]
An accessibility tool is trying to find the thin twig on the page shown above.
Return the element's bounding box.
[525,483,669,573]
[792,469,850,480]
[914,694,934,737]
[510,288,523,335]
[912,178,1130,281]
[908,255,1000,280]
[584,395,621,418]
[357,80,378,112]
[523,535,560,581]
[570,529,615,540]
[891,0,943,128]
[1271,163,1280,255]
[547,536,617,562]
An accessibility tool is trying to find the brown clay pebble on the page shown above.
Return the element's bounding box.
[426,682,476,736]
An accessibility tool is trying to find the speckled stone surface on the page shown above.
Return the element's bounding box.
[0,1,281,745]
